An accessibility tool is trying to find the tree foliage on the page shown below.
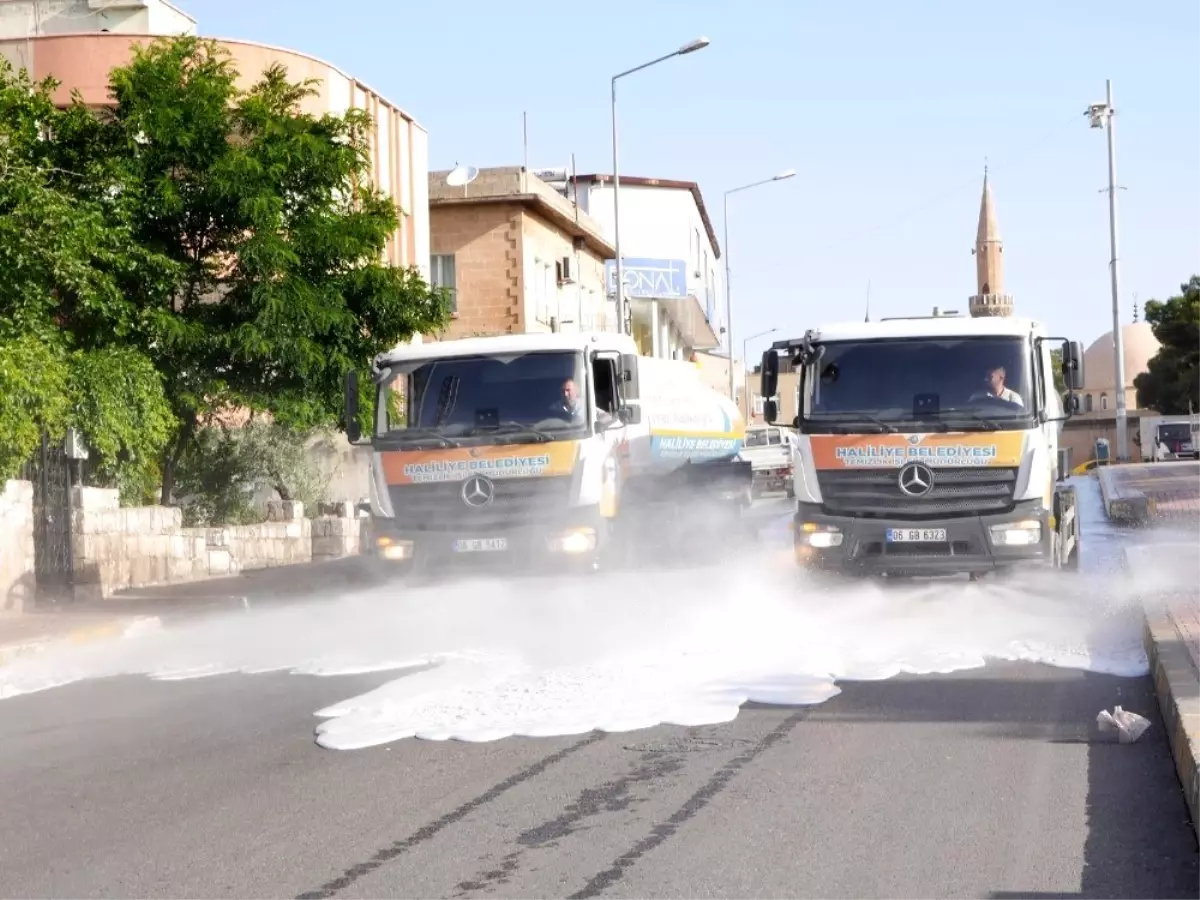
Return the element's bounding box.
[1049,348,1066,397]
[173,419,334,526]
[0,61,176,491]
[0,337,69,479]
[0,37,450,504]
[94,37,450,499]
[1134,276,1200,415]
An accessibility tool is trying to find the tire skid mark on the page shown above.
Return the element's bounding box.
[568,711,811,900]
[294,732,604,900]
[454,751,687,897]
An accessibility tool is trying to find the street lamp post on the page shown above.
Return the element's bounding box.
[610,37,710,336]
[1086,80,1129,461]
[743,327,778,421]
[723,169,795,400]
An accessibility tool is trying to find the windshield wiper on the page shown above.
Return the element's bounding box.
[926,408,1003,431]
[468,421,556,442]
[807,412,898,434]
[389,427,461,447]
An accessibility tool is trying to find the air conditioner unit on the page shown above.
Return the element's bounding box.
[557,256,574,285]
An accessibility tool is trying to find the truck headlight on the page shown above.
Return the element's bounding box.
[376,535,414,560]
[548,528,597,555]
[796,522,843,548]
[988,520,1042,547]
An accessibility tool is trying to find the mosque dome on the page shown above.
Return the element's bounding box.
[1081,321,1160,393]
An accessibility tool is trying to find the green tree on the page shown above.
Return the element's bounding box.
[1049,348,1066,397]
[84,37,450,500]
[1134,276,1200,415]
[0,61,177,491]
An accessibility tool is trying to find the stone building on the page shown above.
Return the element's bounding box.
[426,167,614,339]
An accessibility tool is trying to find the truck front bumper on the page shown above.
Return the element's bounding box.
[366,506,608,576]
[792,499,1052,577]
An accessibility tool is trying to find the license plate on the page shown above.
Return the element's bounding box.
[452,538,508,553]
[886,528,947,543]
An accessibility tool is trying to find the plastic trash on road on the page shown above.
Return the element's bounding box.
[1096,705,1151,744]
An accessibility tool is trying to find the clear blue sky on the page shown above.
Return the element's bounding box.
[188,0,1198,361]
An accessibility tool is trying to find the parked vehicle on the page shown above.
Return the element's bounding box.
[741,424,794,499]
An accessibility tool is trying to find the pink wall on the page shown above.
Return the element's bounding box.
[0,32,429,271]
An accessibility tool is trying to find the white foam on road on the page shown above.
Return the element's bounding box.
[0,478,1178,749]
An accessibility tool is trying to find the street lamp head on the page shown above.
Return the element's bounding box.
[773,169,796,180]
[679,37,710,55]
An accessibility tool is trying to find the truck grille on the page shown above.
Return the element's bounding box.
[387,476,573,532]
[816,467,1018,517]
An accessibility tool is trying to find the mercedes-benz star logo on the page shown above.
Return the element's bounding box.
[897,462,934,497]
[461,474,495,508]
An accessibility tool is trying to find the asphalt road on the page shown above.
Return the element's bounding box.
[1,492,1197,899]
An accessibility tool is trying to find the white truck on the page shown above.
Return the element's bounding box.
[1139,414,1199,462]
[741,424,794,499]
[760,313,1086,579]
[344,332,752,574]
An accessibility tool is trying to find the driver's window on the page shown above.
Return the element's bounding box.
[592,356,618,415]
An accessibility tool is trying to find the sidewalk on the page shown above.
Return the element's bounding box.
[1104,465,1200,844]
[1097,460,1200,525]
[0,556,379,665]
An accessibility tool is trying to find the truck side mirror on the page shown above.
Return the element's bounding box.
[760,350,779,399]
[617,405,642,425]
[619,353,640,400]
[763,399,778,424]
[344,370,361,443]
[1061,340,1085,392]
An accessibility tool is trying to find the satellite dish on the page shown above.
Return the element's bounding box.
[445,165,479,187]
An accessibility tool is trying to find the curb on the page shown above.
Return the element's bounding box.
[1096,466,1150,524]
[1143,607,1200,837]
[0,616,162,668]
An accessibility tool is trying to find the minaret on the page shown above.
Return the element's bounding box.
[969,166,1014,317]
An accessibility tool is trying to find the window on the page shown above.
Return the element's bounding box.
[431,254,457,314]
[592,355,619,417]
[1085,394,1094,412]
[377,351,587,438]
[1100,393,1108,410]
[800,336,1034,429]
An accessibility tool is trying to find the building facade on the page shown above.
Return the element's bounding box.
[570,174,724,360]
[0,0,429,278]
[427,167,614,339]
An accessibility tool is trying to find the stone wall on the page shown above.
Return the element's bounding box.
[71,488,361,601]
[0,480,35,614]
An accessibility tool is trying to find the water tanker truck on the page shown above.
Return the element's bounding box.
[344,332,751,574]
[760,313,1087,579]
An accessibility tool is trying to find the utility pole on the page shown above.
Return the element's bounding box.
[1087,80,1129,461]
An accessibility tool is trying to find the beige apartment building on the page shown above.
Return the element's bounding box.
[0,0,429,276]
[427,167,614,339]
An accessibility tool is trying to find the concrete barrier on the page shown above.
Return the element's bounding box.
[1144,610,1200,838]
[1097,466,1151,524]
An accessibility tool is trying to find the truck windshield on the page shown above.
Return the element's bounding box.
[376,351,588,443]
[800,336,1034,431]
